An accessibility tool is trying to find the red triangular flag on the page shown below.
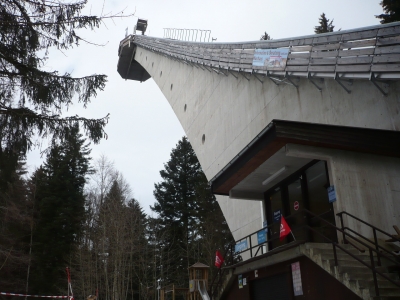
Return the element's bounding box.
[215,250,224,268]
[280,216,291,241]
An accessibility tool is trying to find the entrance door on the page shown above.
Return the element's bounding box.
[268,188,286,249]
[305,161,337,243]
[287,177,308,242]
[265,160,337,249]
[250,273,290,300]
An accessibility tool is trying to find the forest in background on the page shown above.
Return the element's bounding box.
[0,133,232,300]
[0,1,232,298]
[1,0,398,299]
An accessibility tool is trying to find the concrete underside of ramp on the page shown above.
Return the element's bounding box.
[128,45,400,242]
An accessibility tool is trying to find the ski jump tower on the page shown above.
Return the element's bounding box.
[118,20,400,299]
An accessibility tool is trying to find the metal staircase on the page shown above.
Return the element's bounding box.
[209,210,400,300]
[301,243,400,300]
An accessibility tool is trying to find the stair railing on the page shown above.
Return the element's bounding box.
[337,211,400,266]
[294,209,400,297]
[211,209,400,299]
[208,208,335,300]
[207,210,315,299]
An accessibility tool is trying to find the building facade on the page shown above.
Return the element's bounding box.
[118,22,400,299]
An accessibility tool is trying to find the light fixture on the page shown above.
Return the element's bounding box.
[262,166,287,186]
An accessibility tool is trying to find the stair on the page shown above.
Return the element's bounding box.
[301,243,400,300]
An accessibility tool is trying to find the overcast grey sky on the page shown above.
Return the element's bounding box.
[27,0,383,214]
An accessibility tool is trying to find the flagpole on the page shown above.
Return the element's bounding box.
[291,231,296,241]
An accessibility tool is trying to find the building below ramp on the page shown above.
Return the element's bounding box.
[118,21,400,299]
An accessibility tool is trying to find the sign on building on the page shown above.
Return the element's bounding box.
[235,240,248,253]
[257,229,267,244]
[291,262,303,296]
[273,209,281,223]
[327,186,337,203]
[252,48,289,70]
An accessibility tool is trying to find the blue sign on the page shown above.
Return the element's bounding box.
[257,230,267,244]
[273,209,281,223]
[235,240,248,253]
[328,186,337,203]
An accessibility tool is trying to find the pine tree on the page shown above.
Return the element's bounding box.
[376,0,400,23]
[151,137,233,287]
[260,32,272,40]
[29,124,91,294]
[89,175,149,300]
[0,0,123,180]
[0,161,33,293]
[125,198,149,300]
[194,172,233,280]
[314,13,335,34]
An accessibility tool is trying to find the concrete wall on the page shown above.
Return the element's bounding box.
[217,196,263,242]
[134,47,400,241]
[287,144,400,240]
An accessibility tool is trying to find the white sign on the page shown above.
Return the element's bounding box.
[291,262,303,296]
[252,48,289,69]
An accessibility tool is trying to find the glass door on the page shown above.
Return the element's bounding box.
[268,188,287,249]
[265,160,337,250]
[287,177,308,242]
[305,161,337,243]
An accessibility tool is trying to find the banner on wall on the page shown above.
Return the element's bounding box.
[252,48,289,69]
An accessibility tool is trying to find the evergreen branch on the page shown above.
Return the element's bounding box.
[0,0,134,170]
[0,106,109,150]
[0,13,135,27]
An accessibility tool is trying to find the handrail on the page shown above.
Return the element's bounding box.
[298,209,400,296]
[123,21,400,87]
[210,209,400,299]
[337,210,400,268]
[303,223,400,296]
[337,211,400,242]
[230,208,329,258]
[341,226,399,264]
[163,28,211,42]
[208,209,326,299]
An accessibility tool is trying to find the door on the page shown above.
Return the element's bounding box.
[286,177,308,242]
[250,273,290,300]
[268,188,286,249]
[305,161,337,243]
[265,160,337,250]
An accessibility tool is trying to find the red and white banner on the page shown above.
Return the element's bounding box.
[215,250,224,268]
[280,216,291,241]
[0,292,72,299]
[66,267,74,300]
